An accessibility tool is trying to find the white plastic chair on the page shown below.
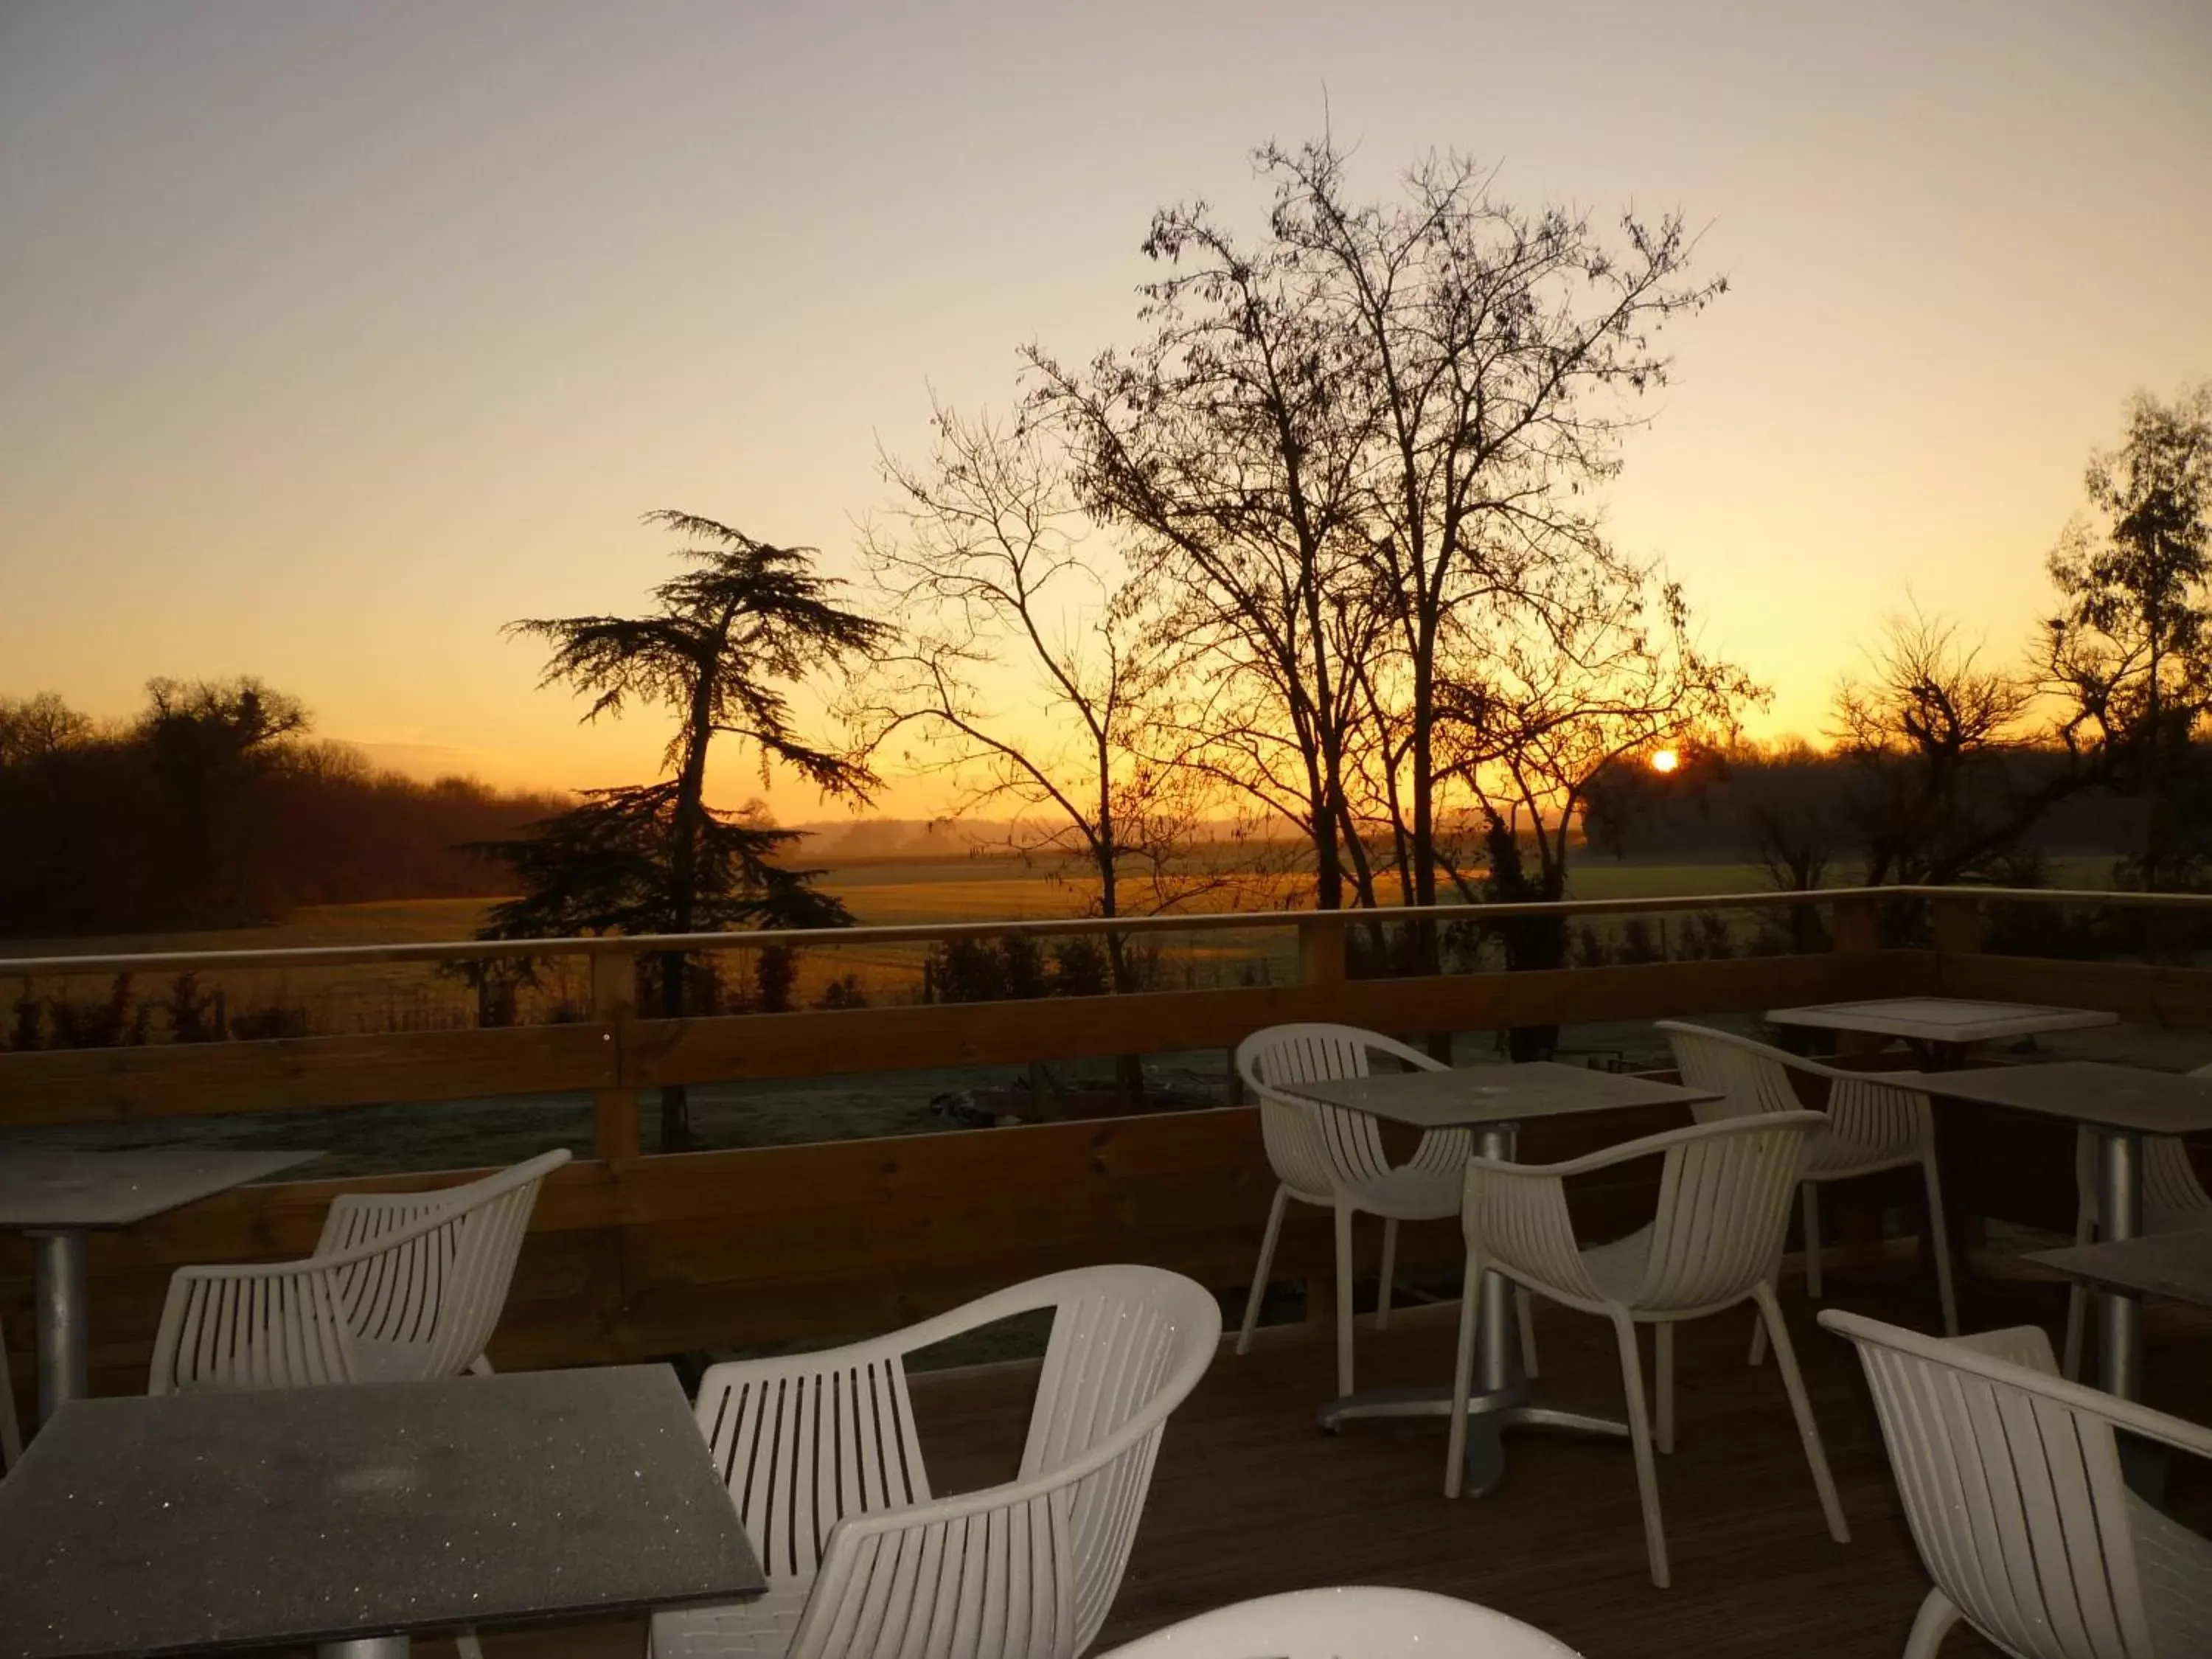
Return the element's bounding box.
[2061,1066,2212,1379]
[1660,1021,1958,1353]
[1235,1023,1535,1397]
[652,1264,1221,1659]
[1095,1585,1582,1658]
[1448,1111,1850,1587]
[148,1147,570,1393]
[1823,1309,2212,1659]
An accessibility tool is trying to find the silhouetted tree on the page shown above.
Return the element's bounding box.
[0,693,94,766]
[0,680,566,936]
[1830,612,2064,886]
[139,677,309,920]
[855,404,1230,1093]
[1436,566,1759,903]
[2045,383,2212,887]
[1032,135,1725,925]
[490,512,883,1149]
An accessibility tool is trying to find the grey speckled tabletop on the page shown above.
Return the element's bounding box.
[0,1364,764,1658]
[0,1148,322,1229]
[1902,1061,2212,1135]
[1273,1061,1719,1130]
[1765,998,2118,1045]
[2028,1229,2212,1309]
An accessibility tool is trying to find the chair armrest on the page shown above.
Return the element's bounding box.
[1818,1072,1933,1152]
[150,1256,364,1391]
[1474,1110,1829,1181]
[1945,1324,2061,1375]
[1823,1309,2212,1463]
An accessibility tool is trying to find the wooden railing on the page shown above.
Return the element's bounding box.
[2,885,2207,1405]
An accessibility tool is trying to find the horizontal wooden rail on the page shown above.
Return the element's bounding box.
[0,1023,616,1124]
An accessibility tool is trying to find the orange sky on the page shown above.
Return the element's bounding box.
[2,1,2208,821]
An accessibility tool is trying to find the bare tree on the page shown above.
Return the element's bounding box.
[0,693,94,766]
[1032,136,1725,924]
[1831,611,2058,886]
[1265,138,1725,917]
[1027,162,1377,912]
[855,404,1228,975]
[1441,565,1761,905]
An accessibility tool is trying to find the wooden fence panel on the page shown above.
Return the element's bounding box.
[1,1099,1707,1408]
[625,953,1910,1087]
[0,1024,617,1124]
[1938,953,2212,1028]
[0,953,1913,1127]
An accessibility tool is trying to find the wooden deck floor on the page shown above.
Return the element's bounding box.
[485,1260,2212,1659]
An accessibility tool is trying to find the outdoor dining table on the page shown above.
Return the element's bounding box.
[2028,1225,2212,1503]
[1766,996,2117,1065]
[2028,1226,2212,1319]
[0,1147,321,1422]
[1896,1061,2212,1403]
[1271,1060,1722,1497]
[0,1363,765,1659]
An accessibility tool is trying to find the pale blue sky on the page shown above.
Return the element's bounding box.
[2,1,2207,810]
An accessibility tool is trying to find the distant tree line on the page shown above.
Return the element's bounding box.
[0,678,567,935]
[1586,382,2212,902]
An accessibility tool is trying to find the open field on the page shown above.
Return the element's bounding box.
[0,849,2127,1040]
[0,855,1771,1016]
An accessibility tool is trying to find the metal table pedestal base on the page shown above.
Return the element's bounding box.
[1317,1383,1627,1496]
[1312,1124,1627,1497]
[2090,1129,2175,1503]
[30,1228,88,1425]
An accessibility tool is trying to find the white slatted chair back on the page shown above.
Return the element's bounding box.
[1658,1020,1804,1122]
[1823,1309,2212,1659]
[1660,1019,1937,1172]
[691,1329,932,1587]
[2166,1063,2212,1222]
[1236,1023,1465,1193]
[2073,1074,2212,1235]
[2145,1135,2212,1226]
[668,1265,1221,1659]
[149,1148,570,1394]
[1469,1113,1825,1315]
[1637,1114,1824,1311]
[1095,1585,1582,1659]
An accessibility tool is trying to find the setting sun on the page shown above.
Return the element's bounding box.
[1649,749,1680,773]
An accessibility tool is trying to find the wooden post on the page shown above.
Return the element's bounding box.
[1927,892,1988,1265]
[1830,894,1879,958]
[1931,894,1981,960]
[1827,896,1883,1055]
[1298,917,1346,987]
[591,949,641,1161]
